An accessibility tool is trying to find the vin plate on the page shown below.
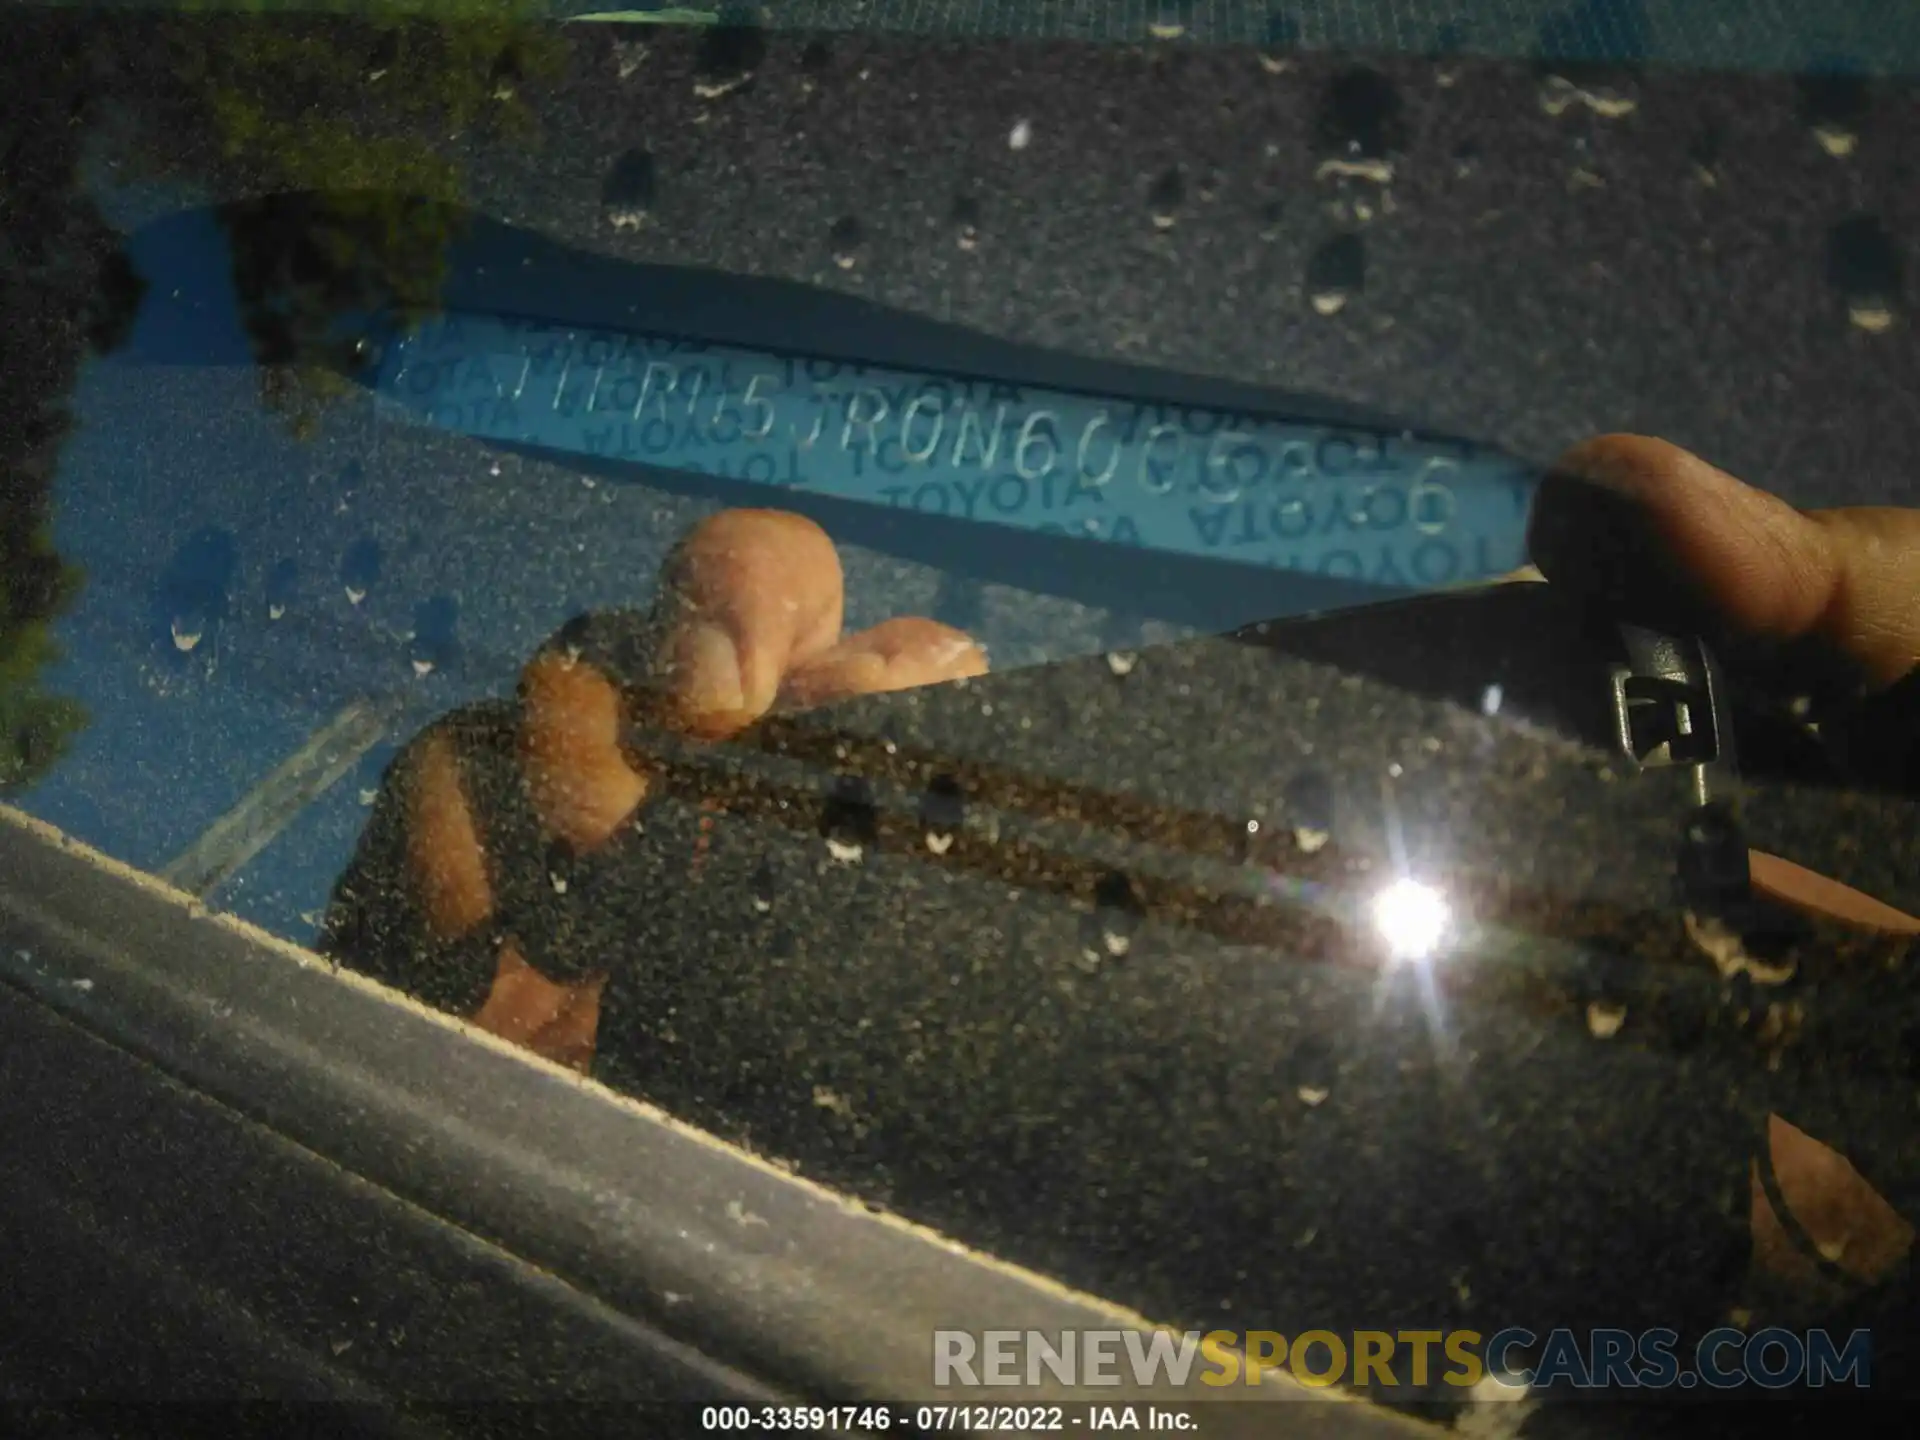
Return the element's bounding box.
[374,313,1538,590]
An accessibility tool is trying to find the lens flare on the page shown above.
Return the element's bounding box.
[1371,878,1450,962]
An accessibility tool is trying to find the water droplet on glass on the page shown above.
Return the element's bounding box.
[1317,66,1405,160]
[340,537,382,606]
[1148,166,1184,228]
[1306,233,1365,316]
[695,11,766,85]
[952,194,981,251]
[602,148,657,230]
[409,595,460,677]
[821,775,878,862]
[1079,870,1144,966]
[919,774,965,852]
[829,215,865,269]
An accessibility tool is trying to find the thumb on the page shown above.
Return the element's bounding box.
[1527,434,1920,695]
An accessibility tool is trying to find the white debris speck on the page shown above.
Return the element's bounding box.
[1315,157,1394,184]
[171,617,203,652]
[1585,1001,1627,1039]
[1481,683,1504,716]
[693,74,749,100]
[609,208,648,232]
[614,41,647,79]
[550,872,569,895]
[1387,762,1404,778]
[1814,123,1857,158]
[1435,67,1459,88]
[330,1339,353,1357]
[1539,74,1638,118]
[925,831,955,855]
[725,1198,768,1227]
[489,461,502,476]
[1148,21,1185,39]
[1105,650,1138,676]
[812,1085,854,1117]
[1151,212,1177,231]
[70,978,94,993]
[1850,303,1895,333]
[345,585,368,605]
[1102,929,1131,958]
[1008,118,1032,151]
[957,227,978,251]
[1297,1085,1329,1107]
[1310,290,1349,316]
[834,251,857,271]
[825,837,864,864]
[1258,54,1294,75]
[663,1290,688,1305]
[1568,166,1606,191]
[359,788,378,806]
[1293,827,1330,854]
[268,603,286,621]
[411,658,435,677]
[752,895,772,913]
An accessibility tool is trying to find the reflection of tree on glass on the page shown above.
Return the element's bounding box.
[1,15,149,792]
[128,2,558,436]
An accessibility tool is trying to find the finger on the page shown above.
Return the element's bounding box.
[521,647,649,853]
[1752,1113,1914,1290]
[776,617,989,710]
[652,509,846,738]
[1747,849,1920,935]
[1529,435,1920,692]
[517,510,846,849]
[405,724,493,939]
[468,938,605,1074]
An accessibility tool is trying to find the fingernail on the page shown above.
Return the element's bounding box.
[1528,470,1711,627]
[672,620,746,720]
[931,634,985,670]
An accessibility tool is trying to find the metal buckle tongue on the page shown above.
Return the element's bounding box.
[1608,625,1753,913]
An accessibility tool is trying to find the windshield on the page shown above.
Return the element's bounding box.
[4,0,1919,1420]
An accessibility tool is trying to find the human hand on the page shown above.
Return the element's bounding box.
[324,508,985,1071]
[1529,434,1920,1302]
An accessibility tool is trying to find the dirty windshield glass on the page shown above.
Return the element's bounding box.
[4,0,1920,1419]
